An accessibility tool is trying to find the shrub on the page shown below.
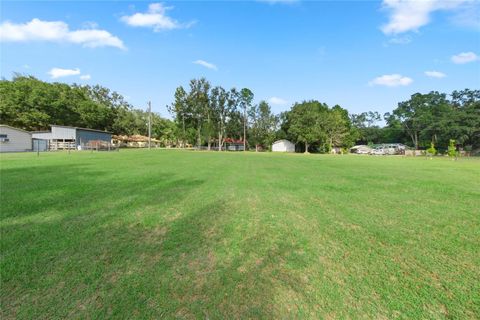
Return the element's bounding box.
[447,139,459,158]
[426,142,437,156]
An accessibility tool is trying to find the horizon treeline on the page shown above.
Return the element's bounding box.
[1,74,478,151]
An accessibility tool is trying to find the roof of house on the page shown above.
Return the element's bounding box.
[0,125,32,135]
[273,139,294,145]
[224,138,246,144]
[51,125,112,134]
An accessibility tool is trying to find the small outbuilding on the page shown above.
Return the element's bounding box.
[272,140,295,153]
[224,138,245,151]
[32,125,111,150]
[0,125,33,153]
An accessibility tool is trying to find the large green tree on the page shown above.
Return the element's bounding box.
[187,78,211,148]
[322,105,356,152]
[239,88,254,150]
[210,86,231,150]
[287,100,326,153]
[449,89,480,151]
[249,101,277,151]
[167,86,190,147]
[351,111,384,144]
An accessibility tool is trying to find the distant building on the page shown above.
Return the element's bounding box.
[0,125,32,153]
[224,138,245,151]
[272,140,295,153]
[32,125,111,150]
[112,135,162,148]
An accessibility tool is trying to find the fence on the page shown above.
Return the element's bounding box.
[81,141,119,152]
[49,141,76,151]
[41,140,119,152]
[194,145,246,151]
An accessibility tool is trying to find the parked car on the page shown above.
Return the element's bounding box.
[350,145,372,154]
[371,148,386,155]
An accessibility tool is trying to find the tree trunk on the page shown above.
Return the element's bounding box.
[255,144,258,152]
[207,112,211,151]
[197,124,201,148]
[304,142,309,154]
[182,115,186,148]
[408,131,418,155]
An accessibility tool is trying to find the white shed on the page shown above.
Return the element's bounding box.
[0,125,32,152]
[272,139,295,153]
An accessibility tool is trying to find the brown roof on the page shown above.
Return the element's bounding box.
[112,135,161,143]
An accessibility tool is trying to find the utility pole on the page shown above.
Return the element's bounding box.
[148,101,152,150]
[243,105,246,152]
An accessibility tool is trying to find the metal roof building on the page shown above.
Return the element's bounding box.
[272,140,295,153]
[32,125,112,150]
[0,125,32,153]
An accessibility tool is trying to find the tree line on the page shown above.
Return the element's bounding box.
[168,78,277,150]
[351,90,480,152]
[1,74,478,153]
[0,74,176,144]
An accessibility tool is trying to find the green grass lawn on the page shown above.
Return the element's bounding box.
[1,150,479,319]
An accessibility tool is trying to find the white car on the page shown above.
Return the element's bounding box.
[356,149,370,154]
[371,148,386,155]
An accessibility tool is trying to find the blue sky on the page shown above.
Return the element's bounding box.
[1,0,479,118]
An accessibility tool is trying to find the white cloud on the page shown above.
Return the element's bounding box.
[67,29,125,48]
[121,3,193,31]
[450,3,480,29]
[451,51,478,64]
[193,60,217,70]
[48,68,81,79]
[369,74,413,87]
[380,0,468,35]
[0,18,125,49]
[425,70,446,78]
[388,35,412,44]
[80,74,91,80]
[268,97,288,106]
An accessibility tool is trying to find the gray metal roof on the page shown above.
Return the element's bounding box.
[50,125,112,134]
[0,125,32,135]
[273,139,295,144]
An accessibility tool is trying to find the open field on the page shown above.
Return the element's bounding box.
[1,150,479,319]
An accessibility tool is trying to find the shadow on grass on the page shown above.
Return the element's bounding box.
[1,159,323,319]
[1,187,310,319]
[0,162,203,220]
[1,162,205,317]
